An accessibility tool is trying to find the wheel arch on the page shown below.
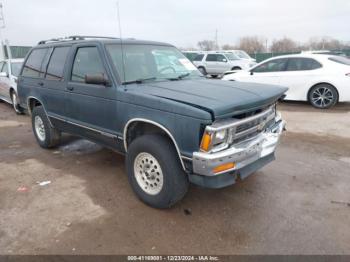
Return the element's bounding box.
[9,87,15,96]
[307,82,339,102]
[27,96,43,115]
[123,118,186,170]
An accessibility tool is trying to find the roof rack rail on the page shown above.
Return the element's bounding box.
[38,35,120,45]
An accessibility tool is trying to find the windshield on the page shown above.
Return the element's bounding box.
[234,50,251,59]
[11,62,23,77]
[224,53,239,61]
[106,44,202,83]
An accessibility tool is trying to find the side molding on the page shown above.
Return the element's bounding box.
[123,118,186,170]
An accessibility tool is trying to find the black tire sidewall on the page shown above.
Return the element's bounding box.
[198,67,207,75]
[309,84,338,109]
[126,134,188,208]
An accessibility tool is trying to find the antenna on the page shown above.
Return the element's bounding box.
[116,1,126,84]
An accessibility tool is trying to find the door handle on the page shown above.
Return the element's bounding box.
[38,82,44,87]
[67,86,74,91]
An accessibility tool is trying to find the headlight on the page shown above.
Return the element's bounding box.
[200,129,231,152]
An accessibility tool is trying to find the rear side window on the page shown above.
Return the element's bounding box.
[22,48,49,78]
[193,54,204,61]
[71,47,106,83]
[328,56,350,65]
[46,47,71,81]
[286,58,322,71]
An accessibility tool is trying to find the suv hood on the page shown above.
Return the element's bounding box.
[127,79,287,119]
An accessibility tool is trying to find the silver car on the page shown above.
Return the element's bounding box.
[193,51,257,78]
[0,58,24,114]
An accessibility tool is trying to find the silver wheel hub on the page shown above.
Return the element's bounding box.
[134,152,163,195]
[311,87,334,108]
[34,116,46,141]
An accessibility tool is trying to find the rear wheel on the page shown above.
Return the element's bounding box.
[231,67,242,70]
[126,134,189,209]
[308,84,338,109]
[31,106,61,148]
[10,91,24,114]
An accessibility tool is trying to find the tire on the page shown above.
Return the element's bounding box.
[31,106,61,148]
[10,91,24,115]
[198,67,207,75]
[231,67,242,70]
[308,84,338,109]
[126,134,189,209]
[211,75,218,78]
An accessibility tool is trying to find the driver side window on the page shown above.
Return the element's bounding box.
[253,58,288,73]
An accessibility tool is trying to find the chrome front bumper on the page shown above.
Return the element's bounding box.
[192,117,286,177]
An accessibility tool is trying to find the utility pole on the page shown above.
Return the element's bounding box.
[215,29,218,50]
[0,3,6,59]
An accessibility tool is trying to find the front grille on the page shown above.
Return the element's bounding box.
[232,106,275,143]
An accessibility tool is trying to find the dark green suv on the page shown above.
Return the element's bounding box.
[18,36,287,208]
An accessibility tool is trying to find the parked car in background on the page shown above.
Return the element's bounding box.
[222,54,350,109]
[223,50,256,63]
[193,51,257,77]
[0,58,24,114]
[18,36,286,208]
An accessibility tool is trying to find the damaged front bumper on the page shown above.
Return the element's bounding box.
[189,117,286,188]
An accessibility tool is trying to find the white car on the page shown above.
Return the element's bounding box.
[222,54,350,109]
[193,51,257,78]
[0,58,24,113]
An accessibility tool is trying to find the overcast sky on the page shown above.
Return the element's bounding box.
[1,0,349,48]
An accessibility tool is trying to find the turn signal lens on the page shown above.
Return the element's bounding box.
[200,132,212,152]
[213,162,235,174]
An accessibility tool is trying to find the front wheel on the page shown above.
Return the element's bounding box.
[308,84,338,109]
[31,106,61,148]
[198,67,207,75]
[11,91,24,114]
[126,134,189,208]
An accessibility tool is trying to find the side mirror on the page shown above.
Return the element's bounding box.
[250,71,254,75]
[0,72,8,77]
[85,73,111,86]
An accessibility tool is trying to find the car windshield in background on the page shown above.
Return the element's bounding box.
[106,44,201,83]
[328,56,350,65]
[11,62,23,77]
[225,53,239,61]
[235,51,251,59]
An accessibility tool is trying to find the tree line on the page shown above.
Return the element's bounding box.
[185,36,350,54]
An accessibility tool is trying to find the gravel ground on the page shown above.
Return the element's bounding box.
[0,101,349,255]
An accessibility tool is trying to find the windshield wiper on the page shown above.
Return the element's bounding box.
[167,72,191,81]
[122,77,157,85]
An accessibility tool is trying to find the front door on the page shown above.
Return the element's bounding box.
[64,44,117,142]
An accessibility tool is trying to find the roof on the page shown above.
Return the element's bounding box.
[36,36,173,48]
[263,53,336,60]
[1,58,24,63]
